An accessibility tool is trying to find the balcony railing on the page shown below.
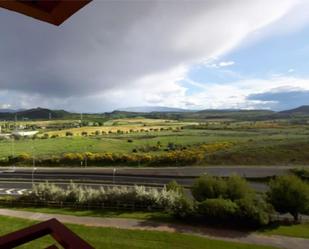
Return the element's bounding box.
[0,218,94,249]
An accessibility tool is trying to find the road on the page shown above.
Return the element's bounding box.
[0,165,299,195]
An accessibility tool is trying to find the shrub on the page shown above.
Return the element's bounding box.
[291,168,309,181]
[226,175,253,201]
[65,182,85,203]
[21,182,184,212]
[166,180,185,195]
[197,198,238,221]
[42,134,49,139]
[23,182,65,202]
[236,196,272,226]
[65,131,73,136]
[267,175,309,222]
[169,196,193,218]
[191,175,226,201]
[17,153,31,162]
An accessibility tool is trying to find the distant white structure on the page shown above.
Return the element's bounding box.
[0,126,10,139]
[12,130,38,137]
[0,133,10,139]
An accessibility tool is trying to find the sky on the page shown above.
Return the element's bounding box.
[1,0,309,112]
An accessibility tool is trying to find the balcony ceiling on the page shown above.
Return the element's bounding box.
[0,0,91,26]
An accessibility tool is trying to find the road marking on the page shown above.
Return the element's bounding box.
[5,188,15,195]
[0,188,29,195]
[17,189,28,195]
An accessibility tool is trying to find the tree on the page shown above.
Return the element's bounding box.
[267,175,309,222]
[236,196,272,226]
[169,196,193,218]
[191,175,226,201]
[226,175,253,201]
[17,153,31,162]
[197,198,238,221]
[65,131,73,136]
[166,180,185,195]
[42,134,49,139]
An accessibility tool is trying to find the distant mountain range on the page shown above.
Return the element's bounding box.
[0,107,71,120]
[0,108,24,113]
[279,105,309,115]
[0,105,309,120]
[116,106,194,113]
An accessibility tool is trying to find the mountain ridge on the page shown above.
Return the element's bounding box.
[0,105,308,120]
[116,106,194,113]
[279,105,309,115]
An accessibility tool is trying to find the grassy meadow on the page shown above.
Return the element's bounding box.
[260,222,309,239]
[0,215,279,249]
[0,117,309,166]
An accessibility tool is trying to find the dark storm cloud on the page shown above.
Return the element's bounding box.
[0,1,207,97]
[248,89,309,110]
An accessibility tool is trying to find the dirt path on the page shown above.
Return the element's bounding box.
[0,208,308,249]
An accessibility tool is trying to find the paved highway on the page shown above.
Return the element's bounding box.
[0,165,298,195]
[0,165,296,178]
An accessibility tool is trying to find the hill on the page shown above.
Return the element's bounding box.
[1,105,309,121]
[279,105,309,116]
[116,106,193,113]
[178,109,275,120]
[0,109,17,113]
[0,107,71,120]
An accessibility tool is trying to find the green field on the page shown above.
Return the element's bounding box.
[260,222,309,239]
[0,215,278,249]
[1,206,174,222]
[5,206,309,240]
[1,117,309,165]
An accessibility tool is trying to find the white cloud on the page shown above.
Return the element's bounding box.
[207,60,235,68]
[219,61,235,67]
[180,75,309,110]
[0,103,11,109]
[0,0,302,111]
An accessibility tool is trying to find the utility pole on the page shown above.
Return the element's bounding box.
[113,168,116,184]
[32,138,36,186]
[14,114,17,131]
[32,167,37,187]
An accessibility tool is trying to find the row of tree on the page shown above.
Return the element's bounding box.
[190,174,309,224]
[3,150,205,166]
[1,142,235,167]
[20,182,185,213]
[18,174,309,226]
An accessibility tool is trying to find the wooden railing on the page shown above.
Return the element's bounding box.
[0,218,94,249]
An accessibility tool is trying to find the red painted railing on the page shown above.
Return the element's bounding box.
[0,218,94,249]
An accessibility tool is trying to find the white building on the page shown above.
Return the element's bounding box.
[12,130,38,137]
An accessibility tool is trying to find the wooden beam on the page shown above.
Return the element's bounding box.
[0,1,91,26]
[0,218,94,249]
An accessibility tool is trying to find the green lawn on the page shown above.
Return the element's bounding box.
[260,222,309,239]
[0,215,278,249]
[3,206,175,222]
[1,119,309,165]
